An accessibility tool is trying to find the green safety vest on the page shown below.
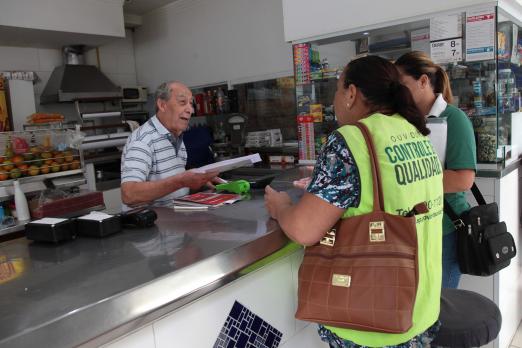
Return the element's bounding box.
[326,114,444,347]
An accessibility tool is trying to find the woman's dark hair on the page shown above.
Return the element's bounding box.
[344,55,430,136]
[395,50,453,104]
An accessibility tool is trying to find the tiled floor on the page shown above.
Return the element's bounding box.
[511,320,522,348]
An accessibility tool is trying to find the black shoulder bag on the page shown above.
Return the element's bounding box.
[444,183,516,276]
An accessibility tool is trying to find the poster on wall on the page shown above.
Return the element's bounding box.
[465,6,495,62]
[431,38,463,64]
[430,14,462,41]
[0,77,11,132]
[411,28,430,54]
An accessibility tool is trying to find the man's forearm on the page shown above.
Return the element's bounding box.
[122,175,185,205]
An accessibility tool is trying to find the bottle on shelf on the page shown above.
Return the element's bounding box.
[204,90,212,115]
[211,89,218,114]
[13,180,30,221]
[216,88,226,114]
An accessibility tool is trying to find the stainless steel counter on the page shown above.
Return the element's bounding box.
[0,167,309,348]
[476,157,521,178]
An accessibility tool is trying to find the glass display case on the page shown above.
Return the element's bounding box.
[190,77,297,164]
[293,43,344,163]
[292,6,522,165]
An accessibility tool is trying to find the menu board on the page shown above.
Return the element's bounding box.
[431,38,463,64]
[465,6,495,62]
[430,14,462,41]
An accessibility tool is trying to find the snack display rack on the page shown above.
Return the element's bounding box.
[0,129,87,236]
[0,129,84,190]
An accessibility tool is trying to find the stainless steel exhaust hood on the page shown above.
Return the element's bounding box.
[40,46,122,104]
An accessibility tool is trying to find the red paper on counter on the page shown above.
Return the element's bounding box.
[173,192,241,207]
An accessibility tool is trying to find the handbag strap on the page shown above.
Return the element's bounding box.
[471,183,487,205]
[354,122,385,212]
[443,199,461,226]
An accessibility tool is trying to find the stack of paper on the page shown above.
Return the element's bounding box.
[192,153,261,174]
[172,192,242,211]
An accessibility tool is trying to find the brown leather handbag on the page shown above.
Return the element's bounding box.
[295,123,428,333]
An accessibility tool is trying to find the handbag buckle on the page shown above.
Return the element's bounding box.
[369,221,385,242]
[332,274,351,287]
[453,219,465,229]
[320,228,336,247]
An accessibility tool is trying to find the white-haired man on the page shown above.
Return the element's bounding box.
[121,81,219,209]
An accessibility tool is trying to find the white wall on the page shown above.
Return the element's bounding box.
[0,28,137,121]
[86,28,138,88]
[0,0,124,38]
[282,0,495,42]
[133,0,293,90]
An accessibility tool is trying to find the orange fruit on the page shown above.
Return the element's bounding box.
[41,152,52,159]
[50,162,60,172]
[11,155,24,166]
[0,171,8,181]
[70,160,81,170]
[2,160,14,171]
[9,168,21,179]
[28,165,39,176]
[17,164,29,176]
[40,164,50,174]
[64,151,74,162]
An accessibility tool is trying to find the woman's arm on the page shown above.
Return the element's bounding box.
[265,187,345,246]
[443,169,475,193]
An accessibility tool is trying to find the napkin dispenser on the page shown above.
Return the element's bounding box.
[76,212,121,237]
[25,218,77,243]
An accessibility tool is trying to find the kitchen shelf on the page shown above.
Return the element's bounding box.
[0,169,84,188]
[0,219,27,237]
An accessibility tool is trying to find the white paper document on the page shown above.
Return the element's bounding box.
[192,153,262,174]
[32,217,68,225]
[78,211,114,221]
[427,118,448,164]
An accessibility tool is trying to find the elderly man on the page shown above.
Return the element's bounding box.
[121,81,219,209]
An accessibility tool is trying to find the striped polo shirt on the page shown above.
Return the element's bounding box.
[121,115,189,209]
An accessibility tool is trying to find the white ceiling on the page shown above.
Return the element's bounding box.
[123,0,178,15]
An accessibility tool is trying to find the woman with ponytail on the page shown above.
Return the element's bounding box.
[396,51,477,289]
[265,55,444,347]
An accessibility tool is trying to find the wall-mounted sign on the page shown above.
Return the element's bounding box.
[465,6,495,62]
[411,28,430,55]
[431,38,462,64]
[430,14,462,41]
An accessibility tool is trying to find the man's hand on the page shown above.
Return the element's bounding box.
[264,185,292,220]
[180,170,220,190]
[205,176,227,189]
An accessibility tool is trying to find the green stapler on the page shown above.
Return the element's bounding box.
[215,180,251,194]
